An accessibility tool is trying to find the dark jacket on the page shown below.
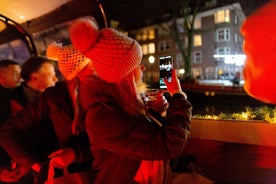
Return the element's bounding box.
[0,85,14,167]
[0,85,14,123]
[84,79,192,184]
[0,82,93,180]
[9,84,58,162]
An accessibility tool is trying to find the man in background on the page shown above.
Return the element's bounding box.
[0,59,22,183]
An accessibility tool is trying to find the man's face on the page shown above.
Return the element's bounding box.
[0,65,22,88]
[31,62,58,91]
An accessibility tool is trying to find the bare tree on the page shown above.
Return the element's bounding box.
[159,0,203,81]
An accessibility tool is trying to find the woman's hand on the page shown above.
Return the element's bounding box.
[48,148,76,169]
[164,69,187,98]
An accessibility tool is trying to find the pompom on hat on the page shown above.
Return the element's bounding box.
[46,42,91,80]
[69,18,143,83]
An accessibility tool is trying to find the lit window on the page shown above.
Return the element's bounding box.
[192,68,203,79]
[148,29,155,40]
[142,30,147,40]
[194,51,202,64]
[216,28,230,42]
[141,43,155,55]
[194,34,202,46]
[137,29,155,41]
[148,43,155,54]
[136,32,142,41]
[215,9,230,23]
[142,44,148,55]
[194,18,201,29]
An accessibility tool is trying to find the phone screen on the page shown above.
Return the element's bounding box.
[159,55,173,89]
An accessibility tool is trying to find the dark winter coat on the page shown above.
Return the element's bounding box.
[0,85,15,167]
[0,85,14,123]
[84,79,192,184]
[0,82,93,181]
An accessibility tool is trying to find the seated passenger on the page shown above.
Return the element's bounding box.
[0,48,97,184]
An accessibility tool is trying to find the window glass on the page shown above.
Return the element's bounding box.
[194,34,202,46]
[216,28,230,42]
[215,9,230,23]
[148,43,155,54]
[194,17,201,29]
[192,68,203,79]
[0,39,31,65]
[194,51,202,64]
[142,44,148,55]
[148,29,155,40]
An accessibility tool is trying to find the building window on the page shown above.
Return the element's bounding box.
[135,28,155,41]
[205,67,214,79]
[216,47,230,55]
[216,28,230,42]
[193,51,202,64]
[136,33,142,41]
[142,30,148,40]
[194,17,201,29]
[142,44,148,55]
[194,34,202,47]
[216,47,230,62]
[215,9,230,23]
[141,42,155,55]
[159,40,171,52]
[148,43,155,54]
[192,68,203,79]
[148,29,155,40]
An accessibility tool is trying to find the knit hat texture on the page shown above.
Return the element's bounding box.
[70,19,142,83]
[46,42,91,80]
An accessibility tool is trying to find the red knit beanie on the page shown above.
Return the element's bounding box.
[46,42,91,80]
[70,18,142,83]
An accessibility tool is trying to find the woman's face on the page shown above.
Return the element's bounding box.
[134,64,146,85]
[134,64,147,94]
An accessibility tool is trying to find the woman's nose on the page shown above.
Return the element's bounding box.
[140,64,146,72]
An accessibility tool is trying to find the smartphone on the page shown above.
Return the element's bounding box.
[159,55,173,89]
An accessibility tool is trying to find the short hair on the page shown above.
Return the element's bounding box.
[0,59,19,68]
[21,56,55,82]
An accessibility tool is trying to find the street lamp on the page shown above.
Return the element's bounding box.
[148,55,155,64]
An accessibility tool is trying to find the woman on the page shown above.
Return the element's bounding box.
[69,18,212,184]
